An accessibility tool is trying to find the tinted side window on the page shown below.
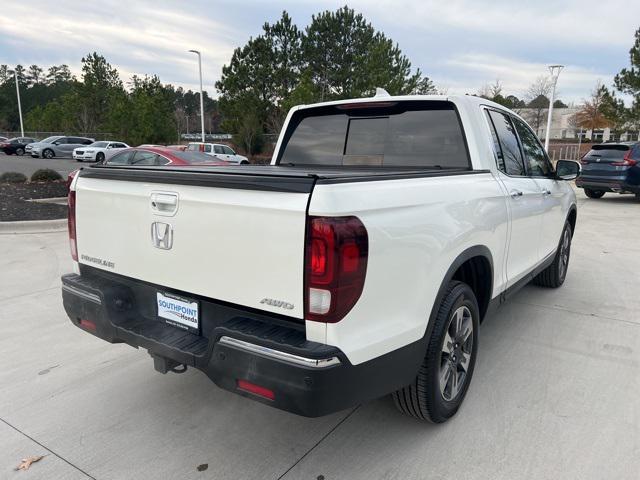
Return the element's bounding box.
[222,146,235,155]
[68,137,82,144]
[203,144,212,153]
[484,110,506,172]
[131,151,158,165]
[512,117,551,177]
[487,110,525,176]
[156,155,171,165]
[107,151,133,164]
[214,145,224,154]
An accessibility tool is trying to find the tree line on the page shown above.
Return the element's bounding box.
[476,27,640,137]
[0,54,221,146]
[215,7,436,154]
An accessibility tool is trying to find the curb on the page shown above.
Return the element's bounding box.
[0,218,67,234]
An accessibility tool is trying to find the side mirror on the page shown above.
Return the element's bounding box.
[555,160,580,180]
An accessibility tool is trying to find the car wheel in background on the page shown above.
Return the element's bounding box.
[96,152,105,163]
[393,281,479,423]
[534,221,573,288]
[584,188,605,199]
[42,149,54,159]
[15,147,24,156]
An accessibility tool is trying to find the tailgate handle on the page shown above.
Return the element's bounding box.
[150,192,178,215]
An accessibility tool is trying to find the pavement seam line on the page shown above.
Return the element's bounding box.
[276,405,361,480]
[0,286,59,303]
[512,300,640,327]
[0,417,97,480]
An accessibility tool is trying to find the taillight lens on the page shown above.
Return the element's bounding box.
[305,216,368,323]
[611,152,637,167]
[67,171,78,261]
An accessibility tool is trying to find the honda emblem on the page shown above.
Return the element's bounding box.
[151,222,173,250]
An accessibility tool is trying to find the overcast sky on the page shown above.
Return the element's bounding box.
[1,0,638,104]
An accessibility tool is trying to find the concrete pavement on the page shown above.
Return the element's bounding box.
[0,152,80,177]
[0,191,639,479]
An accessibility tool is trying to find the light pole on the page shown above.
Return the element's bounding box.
[8,70,25,137]
[544,65,564,152]
[188,50,206,142]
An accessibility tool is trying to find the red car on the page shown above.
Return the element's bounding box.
[104,146,229,166]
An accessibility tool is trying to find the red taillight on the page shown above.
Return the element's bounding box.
[237,379,275,401]
[79,319,96,331]
[611,152,637,167]
[305,216,368,323]
[67,171,78,261]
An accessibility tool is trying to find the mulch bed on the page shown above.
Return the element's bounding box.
[0,181,68,221]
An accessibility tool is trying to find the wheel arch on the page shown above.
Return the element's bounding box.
[427,245,494,334]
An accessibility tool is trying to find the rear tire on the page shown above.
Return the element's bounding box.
[533,221,572,288]
[16,148,24,156]
[584,188,605,199]
[42,149,54,159]
[393,281,479,423]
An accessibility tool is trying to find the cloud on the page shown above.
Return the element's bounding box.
[0,0,638,103]
[442,53,609,102]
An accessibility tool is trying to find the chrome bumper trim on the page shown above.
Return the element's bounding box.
[62,284,102,304]
[218,336,341,368]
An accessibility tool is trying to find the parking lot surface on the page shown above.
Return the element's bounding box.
[1,191,639,480]
[0,152,80,177]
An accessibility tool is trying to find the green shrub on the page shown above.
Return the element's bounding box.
[0,172,28,183]
[30,169,63,182]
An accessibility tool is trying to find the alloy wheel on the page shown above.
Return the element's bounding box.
[439,305,474,401]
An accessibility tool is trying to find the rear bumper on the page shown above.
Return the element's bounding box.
[575,177,640,193]
[61,271,423,417]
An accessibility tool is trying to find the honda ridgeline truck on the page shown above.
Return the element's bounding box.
[62,94,580,422]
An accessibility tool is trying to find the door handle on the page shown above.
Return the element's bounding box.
[510,190,523,198]
[541,188,551,196]
[150,192,179,215]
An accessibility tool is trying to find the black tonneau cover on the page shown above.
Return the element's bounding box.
[80,164,484,193]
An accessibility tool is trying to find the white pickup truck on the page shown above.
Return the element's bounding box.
[62,94,580,423]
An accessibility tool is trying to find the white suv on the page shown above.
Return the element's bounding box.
[186,142,249,165]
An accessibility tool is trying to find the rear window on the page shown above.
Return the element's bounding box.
[585,144,630,159]
[278,101,470,168]
[172,151,219,164]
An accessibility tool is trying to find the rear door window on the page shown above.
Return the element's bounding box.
[214,145,225,154]
[107,151,134,165]
[486,110,526,176]
[278,101,470,168]
[131,151,158,165]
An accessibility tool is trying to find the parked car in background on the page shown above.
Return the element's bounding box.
[166,145,187,151]
[0,137,36,156]
[186,142,249,164]
[27,136,94,159]
[103,146,229,166]
[0,136,8,142]
[73,141,129,162]
[576,142,640,199]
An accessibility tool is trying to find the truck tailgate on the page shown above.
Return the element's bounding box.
[74,166,315,319]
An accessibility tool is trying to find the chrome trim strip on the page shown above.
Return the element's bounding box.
[62,284,102,304]
[218,336,341,368]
